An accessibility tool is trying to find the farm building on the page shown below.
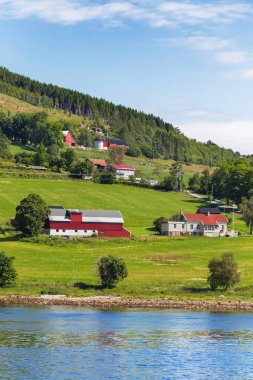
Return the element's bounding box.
[161,212,229,237]
[110,164,135,180]
[93,137,128,150]
[87,159,108,171]
[63,131,76,147]
[197,207,221,214]
[45,206,131,238]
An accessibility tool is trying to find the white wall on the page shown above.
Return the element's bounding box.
[49,229,98,237]
[94,140,106,150]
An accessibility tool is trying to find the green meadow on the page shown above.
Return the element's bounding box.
[0,178,203,235]
[0,178,252,299]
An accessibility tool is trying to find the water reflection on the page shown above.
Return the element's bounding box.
[0,307,253,379]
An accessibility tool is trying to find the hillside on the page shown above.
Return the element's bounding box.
[0,66,242,165]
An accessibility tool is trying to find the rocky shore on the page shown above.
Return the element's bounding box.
[0,295,253,312]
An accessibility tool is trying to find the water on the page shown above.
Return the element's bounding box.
[0,306,253,379]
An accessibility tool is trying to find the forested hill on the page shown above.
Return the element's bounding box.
[0,66,241,165]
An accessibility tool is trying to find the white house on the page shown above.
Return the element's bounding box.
[161,212,229,237]
[110,164,135,180]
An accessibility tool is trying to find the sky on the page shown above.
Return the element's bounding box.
[0,0,253,154]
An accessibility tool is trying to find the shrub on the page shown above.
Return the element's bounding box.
[0,251,17,287]
[208,252,240,291]
[97,255,128,288]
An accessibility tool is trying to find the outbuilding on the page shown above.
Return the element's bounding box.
[45,206,131,238]
[93,137,128,150]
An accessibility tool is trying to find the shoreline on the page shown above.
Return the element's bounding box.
[0,295,253,312]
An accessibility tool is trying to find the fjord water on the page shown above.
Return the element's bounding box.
[1,306,253,379]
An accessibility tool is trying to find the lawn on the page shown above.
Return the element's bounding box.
[0,178,204,235]
[0,236,253,299]
[0,177,251,300]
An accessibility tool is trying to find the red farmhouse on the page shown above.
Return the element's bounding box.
[63,130,76,147]
[45,206,131,238]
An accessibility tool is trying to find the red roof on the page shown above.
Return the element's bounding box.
[89,159,108,167]
[183,213,228,226]
[111,164,135,170]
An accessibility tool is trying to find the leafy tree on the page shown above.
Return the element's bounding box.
[33,145,50,166]
[78,129,93,147]
[70,160,93,175]
[0,130,11,158]
[208,252,240,291]
[188,173,201,192]
[47,144,60,158]
[61,149,77,170]
[239,197,253,235]
[109,146,125,165]
[199,169,211,195]
[97,255,128,288]
[99,172,116,184]
[153,216,169,233]
[15,193,49,237]
[162,175,176,191]
[0,251,17,287]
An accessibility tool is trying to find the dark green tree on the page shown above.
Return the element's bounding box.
[188,173,201,192]
[61,149,77,171]
[15,194,49,237]
[99,172,116,184]
[153,216,169,234]
[0,130,11,158]
[208,252,240,291]
[0,251,17,287]
[239,197,253,235]
[97,255,128,288]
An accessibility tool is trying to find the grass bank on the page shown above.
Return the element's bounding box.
[0,236,253,300]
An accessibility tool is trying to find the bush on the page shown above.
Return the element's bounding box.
[97,255,128,288]
[0,251,17,287]
[98,172,116,184]
[208,252,240,291]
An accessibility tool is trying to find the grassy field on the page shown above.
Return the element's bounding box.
[0,178,204,235]
[0,92,88,124]
[0,177,251,300]
[0,236,253,299]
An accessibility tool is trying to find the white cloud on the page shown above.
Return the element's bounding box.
[158,2,253,24]
[177,35,232,51]
[179,119,253,154]
[242,68,253,79]
[0,0,252,26]
[215,50,247,64]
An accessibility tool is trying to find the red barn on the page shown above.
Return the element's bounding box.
[63,131,76,147]
[93,137,128,150]
[45,206,131,238]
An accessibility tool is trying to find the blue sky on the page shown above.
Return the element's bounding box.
[0,0,253,153]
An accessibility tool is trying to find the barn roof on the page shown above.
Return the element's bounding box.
[48,207,124,223]
[62,130,70,137]
[183,213,228,226]
[88,159,108,167]
[93,137,128,146]
[197,207,221,214]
